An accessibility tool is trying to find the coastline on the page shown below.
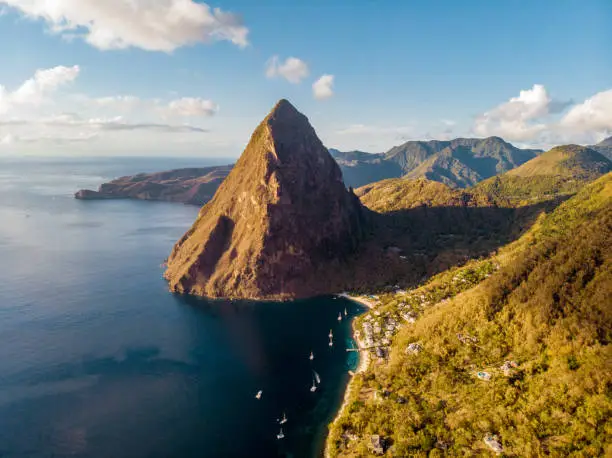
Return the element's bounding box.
[324,295,375,458]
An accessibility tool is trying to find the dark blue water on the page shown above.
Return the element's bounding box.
[0,158,362,458]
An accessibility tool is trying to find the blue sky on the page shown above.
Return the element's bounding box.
[0,0,610,157]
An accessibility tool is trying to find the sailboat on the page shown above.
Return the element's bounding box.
[310,374,317,392]
[344,308,348,317]
[337,312,342,321]
[255,390,262,400]
[329,329,333,339]
[277,428,285,439]
[328,338,333,347]
[309,351,314,361]
[280,412,287,425]
[314,370,321,385]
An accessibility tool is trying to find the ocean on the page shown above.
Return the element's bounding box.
[0,157,362,458]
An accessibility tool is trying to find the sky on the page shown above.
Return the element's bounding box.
[0,0,610,157]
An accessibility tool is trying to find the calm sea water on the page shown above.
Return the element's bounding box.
[0,157,362,458]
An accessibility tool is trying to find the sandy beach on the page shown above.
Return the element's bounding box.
[337,293,376,310]
[324,295,375,458]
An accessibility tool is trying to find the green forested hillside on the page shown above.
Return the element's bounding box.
[506,144,611,179]
[329,173,612,457]
[355,178,493,213]
[474,145,612,203]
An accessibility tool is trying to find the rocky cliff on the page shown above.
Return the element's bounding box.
[75,165,232,206]
[164,99,367,300]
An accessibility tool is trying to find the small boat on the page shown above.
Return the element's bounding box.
[314,371,321,385]
[329,329,333,339]
[310,376,317,392]
[344,308,348,316]
[277,428,285,440]
[309,351,314,361]
[255,390,262,400]
[337,313,342,321]
[280,412,287,425]
[329,338,333,347]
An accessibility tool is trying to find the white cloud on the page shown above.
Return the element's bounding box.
[94,95,141,111]
[265,56,309,84]
[560,89,612,138]
[166,97,218,117]
[0,66,220,155]
[0,133,13,145]
[0,65,79,114]
[473,84,555,142]
[313,74,334,100]
[473,84,611,146]
[0,0,249,52]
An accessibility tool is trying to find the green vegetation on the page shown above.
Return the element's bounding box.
[506,144,611,180]
[356,178,493,213]
[473,145,611,205]
[474,174,582,202]
[329,173,612,457]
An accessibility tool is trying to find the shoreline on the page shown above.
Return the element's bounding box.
[324,295,374,458]
[337,293,376,310]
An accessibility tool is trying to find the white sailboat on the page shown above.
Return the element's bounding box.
[344,308,348,317]
[337,312,342,321]
[255,390,262,400]
[328,329,333,339]
[309,351,314,361]
[277,428,284,439]
[310,375,317,392]
[280,412,287,425]
[328,338,333,347]
[314,370,321,385]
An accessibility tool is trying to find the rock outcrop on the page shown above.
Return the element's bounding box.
[74,165,232,206]
[164,99,367,300]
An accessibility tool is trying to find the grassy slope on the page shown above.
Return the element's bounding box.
[329,173,612,457]
[506,145,611,179]
[474,145,611,203]
[356,178,493,212]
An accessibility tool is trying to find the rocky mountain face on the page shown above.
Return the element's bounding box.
[388,137,542,187]
[590,136,612,160]
[164,100,367,300]
[75,165,232,206]
[328,137,541,188]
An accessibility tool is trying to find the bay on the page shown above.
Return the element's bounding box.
[0,157,362,458]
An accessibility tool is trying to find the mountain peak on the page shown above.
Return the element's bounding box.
[264,99,307,130]
[164,100,366,300]
[269,98,297,115]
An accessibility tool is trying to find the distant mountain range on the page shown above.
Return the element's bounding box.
[355,144,611,212]
[590,136,612,160]
[76,137,608,207]
[328,148,403,188]
[332,137,542,188]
